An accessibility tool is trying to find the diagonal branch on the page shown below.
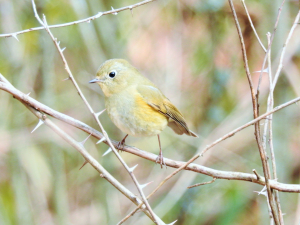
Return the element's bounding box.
[0,73,160,224]
[272,10,300,90]
[241,0,267,52]
[24,106,154,221]
[30,1,161,223]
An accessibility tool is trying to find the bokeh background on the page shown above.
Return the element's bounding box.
[1,0,300,224]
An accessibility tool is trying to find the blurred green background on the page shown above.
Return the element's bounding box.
[1,0,300,224]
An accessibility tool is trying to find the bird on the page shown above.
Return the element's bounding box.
[89,59,197,167]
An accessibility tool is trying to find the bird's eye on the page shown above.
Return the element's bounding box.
[108,71,116,78]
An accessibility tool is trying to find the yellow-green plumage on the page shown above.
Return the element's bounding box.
[105,85,168,137]
[92,59,197,138]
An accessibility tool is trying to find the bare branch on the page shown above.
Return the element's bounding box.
[256,0,286,95]
[228,0,257,117]
[262,33,273,153]
[272,10,300,89]
[266,29,284,225]
[241,0,267,52]
[0,0,157,38]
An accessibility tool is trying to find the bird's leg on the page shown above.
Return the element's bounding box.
[117,134,128,152]
[155,135,166,168]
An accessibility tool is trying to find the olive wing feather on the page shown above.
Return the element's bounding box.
[137,85,197,137]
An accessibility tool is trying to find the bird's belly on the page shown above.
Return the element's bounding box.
[107,99,168,137]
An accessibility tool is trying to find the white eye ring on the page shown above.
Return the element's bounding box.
[108,70,117,78]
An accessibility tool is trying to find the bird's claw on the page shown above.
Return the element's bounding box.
[155,154,166,169]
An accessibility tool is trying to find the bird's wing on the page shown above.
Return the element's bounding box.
[137,85,197,137]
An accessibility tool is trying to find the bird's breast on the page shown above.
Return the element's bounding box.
[105,88,168,137]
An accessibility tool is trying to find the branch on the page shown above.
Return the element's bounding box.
[272,10,300,89]
[241,0,267,52]
[187,178,216,189]
[256,0,286,95]
[228,0,257,117]
[0,0,156,38]
[25,106,154,221]
[1,75,300,194]
[265,33,285,224]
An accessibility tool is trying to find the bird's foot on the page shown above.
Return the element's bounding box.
[155,152,166,169]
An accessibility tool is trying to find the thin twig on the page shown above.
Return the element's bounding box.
[228,0,257,117]
[262,33,273,156]
[268,30,286,225]
[118,208,139,225]
[256,0,286,95]
[241,0,267,52]
[117,155,201,224]
[0,0,156,38]
[262,33,272,155]
[265,33,284,225]
[272,10,300,90]
[187,178,216,189]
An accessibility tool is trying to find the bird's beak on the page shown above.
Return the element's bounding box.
[89,78,102,83]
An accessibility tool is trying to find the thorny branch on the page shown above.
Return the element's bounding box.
[1,75,300,194]
[0,74,154,221]
[30,0,162,223]
[0,0,157,39]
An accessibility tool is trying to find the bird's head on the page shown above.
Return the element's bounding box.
[89,59,140,97]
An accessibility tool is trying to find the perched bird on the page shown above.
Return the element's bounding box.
[89,59,197,167]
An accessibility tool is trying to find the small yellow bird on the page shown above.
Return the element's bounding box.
[89,59,197,167]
